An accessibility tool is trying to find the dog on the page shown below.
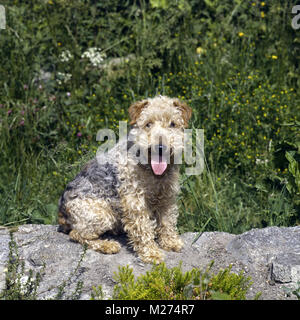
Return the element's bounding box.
[58,95,192,263]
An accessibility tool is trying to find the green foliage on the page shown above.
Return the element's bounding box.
[0,232,44,300]
[285,139,300,206]
[112,261,258,300]
[54,244,87,300]
[207,265,253,300]
[0,233,87,300]
[0,0,299,231]
[283,282,300,300]
[90,285,105,300]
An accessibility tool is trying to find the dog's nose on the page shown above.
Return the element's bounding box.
[154,144,167,153]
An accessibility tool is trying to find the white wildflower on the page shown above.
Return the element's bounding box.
[81,47,106,67]
[19,275,35,295]
[255,158,269,165]
[59,50,73,63]
[56,72,72,85]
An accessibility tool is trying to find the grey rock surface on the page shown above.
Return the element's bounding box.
[0,224,299,300]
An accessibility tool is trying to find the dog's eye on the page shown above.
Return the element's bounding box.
[145,122,152,128]
[170,121,176,128]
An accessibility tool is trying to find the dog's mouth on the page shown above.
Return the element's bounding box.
[132,141,174,176]
[150,153,168,176]
[148,144,171,176]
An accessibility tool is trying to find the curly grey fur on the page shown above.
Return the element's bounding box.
[58,157,121,221]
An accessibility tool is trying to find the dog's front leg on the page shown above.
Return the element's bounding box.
[121,194,164,264]
[156,203,184,252]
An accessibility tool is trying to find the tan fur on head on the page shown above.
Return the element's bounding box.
[172,99,192,128]
[128,100,149,125]
[129,96,192,159]
[129,97,192,128]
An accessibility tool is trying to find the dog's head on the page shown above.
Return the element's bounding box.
[128,96,192,176]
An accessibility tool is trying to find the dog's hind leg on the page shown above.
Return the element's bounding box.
[65,198,121,254]
[69,229,121,254]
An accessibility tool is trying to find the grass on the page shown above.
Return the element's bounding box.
[0,0,299,233]
[178,168,296,235]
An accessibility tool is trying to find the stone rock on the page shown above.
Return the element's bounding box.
[0,224,299,300]
[226,226,300,265]
[0,228,10,293]
[270,253,300,284]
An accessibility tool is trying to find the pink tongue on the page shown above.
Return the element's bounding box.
[151,155,167,175]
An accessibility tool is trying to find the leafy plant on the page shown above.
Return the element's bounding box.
[283,282,300,300]
[53,244,87,300]
[285,139,300,206]
[0,232,44,300]
[111,261,260,300]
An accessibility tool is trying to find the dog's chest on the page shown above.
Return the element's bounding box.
[143,178,174,208]
[146,182,163,198]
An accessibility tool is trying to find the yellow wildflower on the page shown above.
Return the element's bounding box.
[196,47,205,55]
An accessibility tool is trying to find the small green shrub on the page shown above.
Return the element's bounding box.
[0,232,44,300]
[90,285,105,300]
[283,282,300,300]
[111,261,259,300]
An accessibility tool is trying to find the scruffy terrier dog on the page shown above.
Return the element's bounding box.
[58,96,192,263]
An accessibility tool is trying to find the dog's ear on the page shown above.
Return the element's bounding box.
[128,100,149,125]
[173,99,192,128]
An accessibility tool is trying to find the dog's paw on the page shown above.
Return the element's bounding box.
[138,245,164,264]
[91,239,121,254]
[158,235,183,252]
